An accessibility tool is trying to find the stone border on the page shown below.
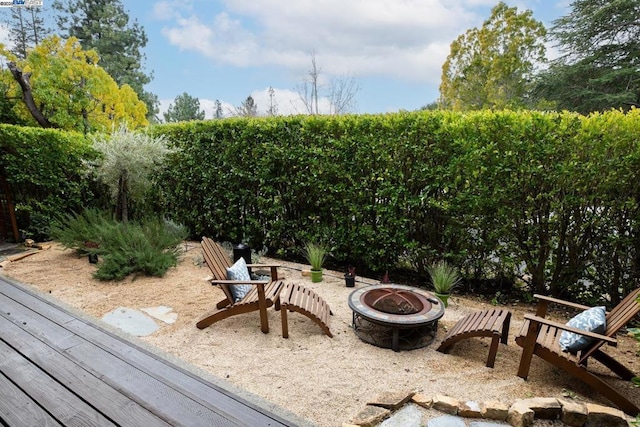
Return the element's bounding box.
[345,391,633,427]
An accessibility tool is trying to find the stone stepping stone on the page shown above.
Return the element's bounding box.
[102,306,159,336]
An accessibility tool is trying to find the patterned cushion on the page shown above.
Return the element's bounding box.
[559,306,606,353]
[226,258,252,302]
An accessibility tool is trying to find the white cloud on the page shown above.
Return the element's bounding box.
[157,0,480,83]
[153,1,192,20]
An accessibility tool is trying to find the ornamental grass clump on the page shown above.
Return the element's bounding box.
[428,260,461,295]
[303,242,328,271]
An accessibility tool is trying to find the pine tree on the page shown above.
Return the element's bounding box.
[3,6,49,59]
[214,100,224,119]
[52,0,158,118]
[163,92,205,122]
[234,96,258,117]
[533,0,640,113]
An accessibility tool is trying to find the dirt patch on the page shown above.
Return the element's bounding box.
[2,242,639,426]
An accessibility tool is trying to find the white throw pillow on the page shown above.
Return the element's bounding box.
[226,258,252,302]
[559,306,606,353]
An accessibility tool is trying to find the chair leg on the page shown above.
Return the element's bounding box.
[281,305,289,338]
[517,323,540,379]
[500,312,511,344]
[486,334,500,368]
[256,284,269,334]
[592,349,636,380]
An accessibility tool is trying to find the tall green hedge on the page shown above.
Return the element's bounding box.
[150,109,640,304]
[5,109,639,306]
[0,124,97,240]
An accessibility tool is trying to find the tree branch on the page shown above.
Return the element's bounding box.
[7,61,54,128]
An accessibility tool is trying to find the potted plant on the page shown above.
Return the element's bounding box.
[427,260,461,307]
[304,242,328,283]
[84,240,100,264]
[344,266,356,288]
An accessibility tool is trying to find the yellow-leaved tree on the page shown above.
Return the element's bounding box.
[439,2,547,111]
[0,35,147,132]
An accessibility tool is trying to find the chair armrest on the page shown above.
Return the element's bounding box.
[246,264,280,280]
[533,294,592,312]
[524,314,617,345]
[211,279,270,285]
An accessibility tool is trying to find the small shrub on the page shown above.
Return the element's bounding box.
[50,209,188,280]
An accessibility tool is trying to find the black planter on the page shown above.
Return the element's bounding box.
[88,253,99,264]
[345,275,355,288]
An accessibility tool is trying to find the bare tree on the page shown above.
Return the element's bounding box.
[328,74,359,114]
[294,51,359,115]
[267,86,278,116]
[295,51,321,114]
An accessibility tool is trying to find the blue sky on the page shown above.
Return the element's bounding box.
[4,0,571,119]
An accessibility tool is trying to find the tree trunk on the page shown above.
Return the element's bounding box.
[117,170,129,223]
[7,61,54,128]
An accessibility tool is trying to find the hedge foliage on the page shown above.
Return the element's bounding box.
[150,109,640,305]
[4,109,640,305]
[0,124,98,240]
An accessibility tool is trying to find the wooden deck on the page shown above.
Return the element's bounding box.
[0,275,301,427]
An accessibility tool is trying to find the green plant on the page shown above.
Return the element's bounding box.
[428,260,461,294]
[93,219,186,280]
[50,209,188,280]
[89,125,174,222]
[491,291,505,306]
[304,242,327,271]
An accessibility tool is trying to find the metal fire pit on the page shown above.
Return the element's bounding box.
[348,284,444,351]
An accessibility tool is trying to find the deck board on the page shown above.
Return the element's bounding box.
[0,276,299,427]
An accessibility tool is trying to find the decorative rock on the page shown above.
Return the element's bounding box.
[367,391,416,410]
[141,306,178,324]
[411,393,433,409]
[428,415,466,427]
[481,401,509,421]
[507,401,535,427]
[379,404,423,427]
[351,405,391,427]
[101,307,159,337]
[469,423,512,427]
[520,397,561,419]
[585,403,628,427]
[459,401,482,418]
[432,395,459,415]
[557,398,588,427]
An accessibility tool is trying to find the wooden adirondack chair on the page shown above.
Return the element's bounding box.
[515,289,640,415]
[196,237,284,333]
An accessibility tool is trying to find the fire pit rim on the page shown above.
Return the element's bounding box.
[348,284,444,327]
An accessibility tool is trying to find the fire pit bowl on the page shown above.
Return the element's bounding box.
[348,284,445,351]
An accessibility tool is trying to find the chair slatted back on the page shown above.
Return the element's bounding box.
[201,237,235,304]
[580,288,640,363]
